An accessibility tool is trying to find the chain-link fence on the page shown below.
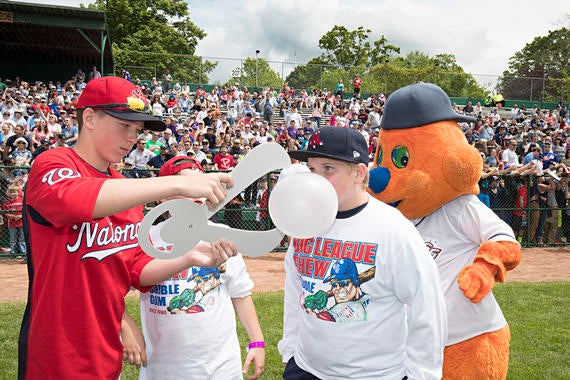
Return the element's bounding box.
[145,54,568,103]
[482,174,570,247]
[0,167,288,260]
[2,169,564,260]
[0,165,28,259]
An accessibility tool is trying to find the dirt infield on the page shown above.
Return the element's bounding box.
[1,247,569,303]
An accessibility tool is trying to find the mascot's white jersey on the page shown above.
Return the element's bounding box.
[411,194,518,346]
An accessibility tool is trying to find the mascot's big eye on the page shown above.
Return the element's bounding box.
[391,146,409,168]
[377,147,383,166]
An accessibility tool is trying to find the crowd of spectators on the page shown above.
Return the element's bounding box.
[457,99,570,245]
[0,72,384,233]
[2,71,569,245]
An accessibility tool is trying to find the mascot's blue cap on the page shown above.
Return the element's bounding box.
[323,259,361,287]
[381,82,476,130]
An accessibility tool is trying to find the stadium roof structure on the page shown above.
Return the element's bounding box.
[0,0,113,83]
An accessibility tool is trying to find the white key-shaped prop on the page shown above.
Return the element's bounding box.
[138,143,291,259]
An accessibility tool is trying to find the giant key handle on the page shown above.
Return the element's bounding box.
[138,143,291,259]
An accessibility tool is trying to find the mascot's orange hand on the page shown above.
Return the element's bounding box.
[457,260,497,303]
[458,240,521,303]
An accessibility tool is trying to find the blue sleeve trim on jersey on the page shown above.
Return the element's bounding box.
[488,232,516,240]
[413,217,426,227]
[19,191,34,380]
[27,205,52,227]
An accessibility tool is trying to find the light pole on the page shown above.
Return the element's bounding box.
[542,69,547,106]
[255,49,260,89]
[383,59,389,93]
[434,61,440,85]
[530,77,533,102]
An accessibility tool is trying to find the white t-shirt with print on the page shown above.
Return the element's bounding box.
[279,196,446,380]
[139,222,254,380]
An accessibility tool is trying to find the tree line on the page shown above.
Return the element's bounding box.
[87,1,569,100]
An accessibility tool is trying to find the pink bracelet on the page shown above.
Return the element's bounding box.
[247,341,266,351]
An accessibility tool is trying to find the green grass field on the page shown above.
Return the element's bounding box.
[2,283,569,379]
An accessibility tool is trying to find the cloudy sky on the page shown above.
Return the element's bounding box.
[15,0,569,84]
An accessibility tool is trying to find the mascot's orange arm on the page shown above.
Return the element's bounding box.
[458,241,521,303]
[475,241,521,281]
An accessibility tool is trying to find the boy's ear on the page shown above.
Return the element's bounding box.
[355,163,368,182]
[82,108,96,130]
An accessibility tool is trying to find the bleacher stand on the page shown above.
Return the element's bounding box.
[1,75,569,249]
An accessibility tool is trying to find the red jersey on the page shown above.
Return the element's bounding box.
[259,190,269,218]
[213,153,235,171]
[19,148,153,380]
[513,185,528,217]
[2,196,23,228]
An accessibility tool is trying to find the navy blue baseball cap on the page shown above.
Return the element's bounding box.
[288,127,369,165]
[381,82,476,130]
[188,267,220,282]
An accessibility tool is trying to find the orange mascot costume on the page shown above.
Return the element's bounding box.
[368,83,521,379]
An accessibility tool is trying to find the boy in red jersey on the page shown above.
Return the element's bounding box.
[18,76,237,380]
[2,183,25,261]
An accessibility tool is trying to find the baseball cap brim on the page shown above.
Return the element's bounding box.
[452,114,477,123]
[289,150,360,164]
[289,149,367,165]
[103,110,165,131]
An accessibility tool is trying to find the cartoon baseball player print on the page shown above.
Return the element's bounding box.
[144,217,226,315]
[304,259,373,322]
[167,266,223,314]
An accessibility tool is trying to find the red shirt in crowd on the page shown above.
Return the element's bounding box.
[213,153,235,171]
[353,77,362,89]
[259,189,269,218]
[2,196,23,228]
[513,185,528,217]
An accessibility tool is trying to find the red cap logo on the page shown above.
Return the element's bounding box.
[309,131,323,150]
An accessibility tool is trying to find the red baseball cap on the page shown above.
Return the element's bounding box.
[76,76,165,131]
[159,156,204,177]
